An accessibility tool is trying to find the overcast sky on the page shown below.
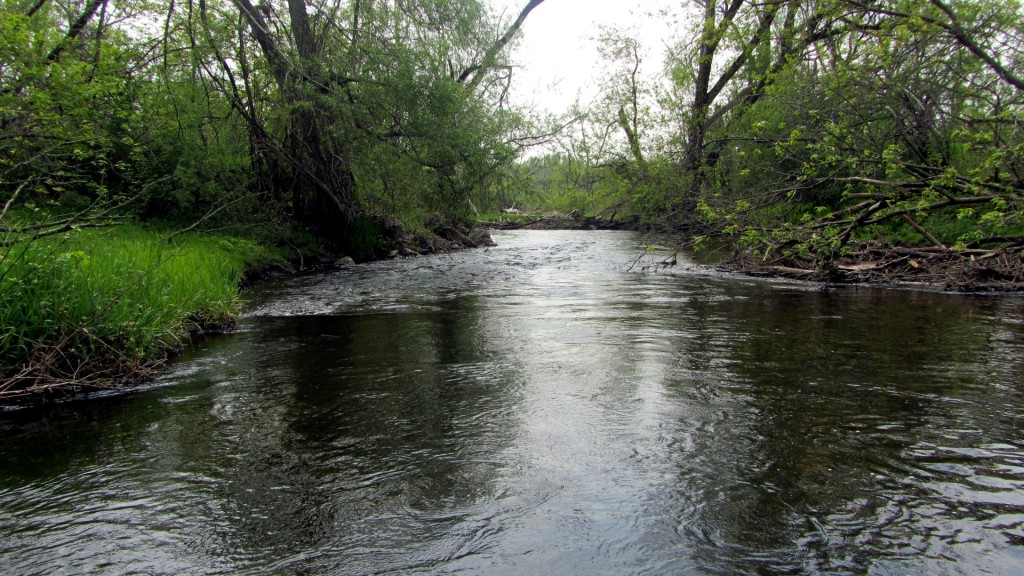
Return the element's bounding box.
[488,0,682,115]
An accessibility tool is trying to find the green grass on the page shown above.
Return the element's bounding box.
[340,216,387,261]
[0,224,277,397]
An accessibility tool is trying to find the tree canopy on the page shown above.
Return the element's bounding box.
[521,0,1024,288]
[1,0,548,249]
[3,0,1022,288]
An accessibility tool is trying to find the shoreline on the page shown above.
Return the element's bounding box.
[0,225,499,409]
[5,226,1019,409]
[724,246,1024,294]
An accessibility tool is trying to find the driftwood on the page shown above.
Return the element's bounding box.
[741,242,1024,292]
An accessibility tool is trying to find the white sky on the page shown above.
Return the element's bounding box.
[489,0,683,115]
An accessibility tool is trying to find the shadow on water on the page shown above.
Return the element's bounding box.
[640,288,1024,575]
[2,230,1024,575]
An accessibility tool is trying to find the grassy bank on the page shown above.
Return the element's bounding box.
[0,224,279,402]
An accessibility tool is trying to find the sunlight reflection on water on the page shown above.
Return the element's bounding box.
[2,230,1023,575]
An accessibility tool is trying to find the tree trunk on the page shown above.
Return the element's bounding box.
[232,0,358,238]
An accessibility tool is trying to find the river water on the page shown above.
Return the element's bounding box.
[2,230,1024,575]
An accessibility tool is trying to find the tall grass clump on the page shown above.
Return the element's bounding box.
[0,224,273,401]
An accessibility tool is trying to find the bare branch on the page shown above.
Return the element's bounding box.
[460,0,546,91]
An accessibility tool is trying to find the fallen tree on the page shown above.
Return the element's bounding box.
[732,240,1024,292]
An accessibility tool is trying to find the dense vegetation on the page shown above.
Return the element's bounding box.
[517,0,1024,288]
[3,0,1023,400]
[1,226,271,399]
[0,0,546,399]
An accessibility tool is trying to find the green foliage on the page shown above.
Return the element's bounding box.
[132,80,256,223]
[0,0,549,269]
[498,0,1021,272]
[0,225,274,384]
[641,0,1024,264]
[0,4,143,207]
[338,216,387,262]
[507,153,636,217]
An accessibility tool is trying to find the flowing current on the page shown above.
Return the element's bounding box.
[2,230,1024,575]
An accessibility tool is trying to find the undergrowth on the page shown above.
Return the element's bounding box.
[0,224,276,401]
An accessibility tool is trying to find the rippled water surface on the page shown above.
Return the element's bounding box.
[3,230,1024,575]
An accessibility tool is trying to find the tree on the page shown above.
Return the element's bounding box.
[212,0,546,243]
[593,27,648,168]
[1,0,157,238]
[675,0,1024,282]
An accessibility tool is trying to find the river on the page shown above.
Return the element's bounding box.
[2,230,1023,575]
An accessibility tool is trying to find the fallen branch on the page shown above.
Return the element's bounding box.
[899,213,946,250]
[163,192,255,243]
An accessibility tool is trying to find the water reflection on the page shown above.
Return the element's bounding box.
[1,230,1023,575]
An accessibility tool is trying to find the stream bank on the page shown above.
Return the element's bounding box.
[1,222,497,408]
[727,241,1024,292]
[3,229,1022,575]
